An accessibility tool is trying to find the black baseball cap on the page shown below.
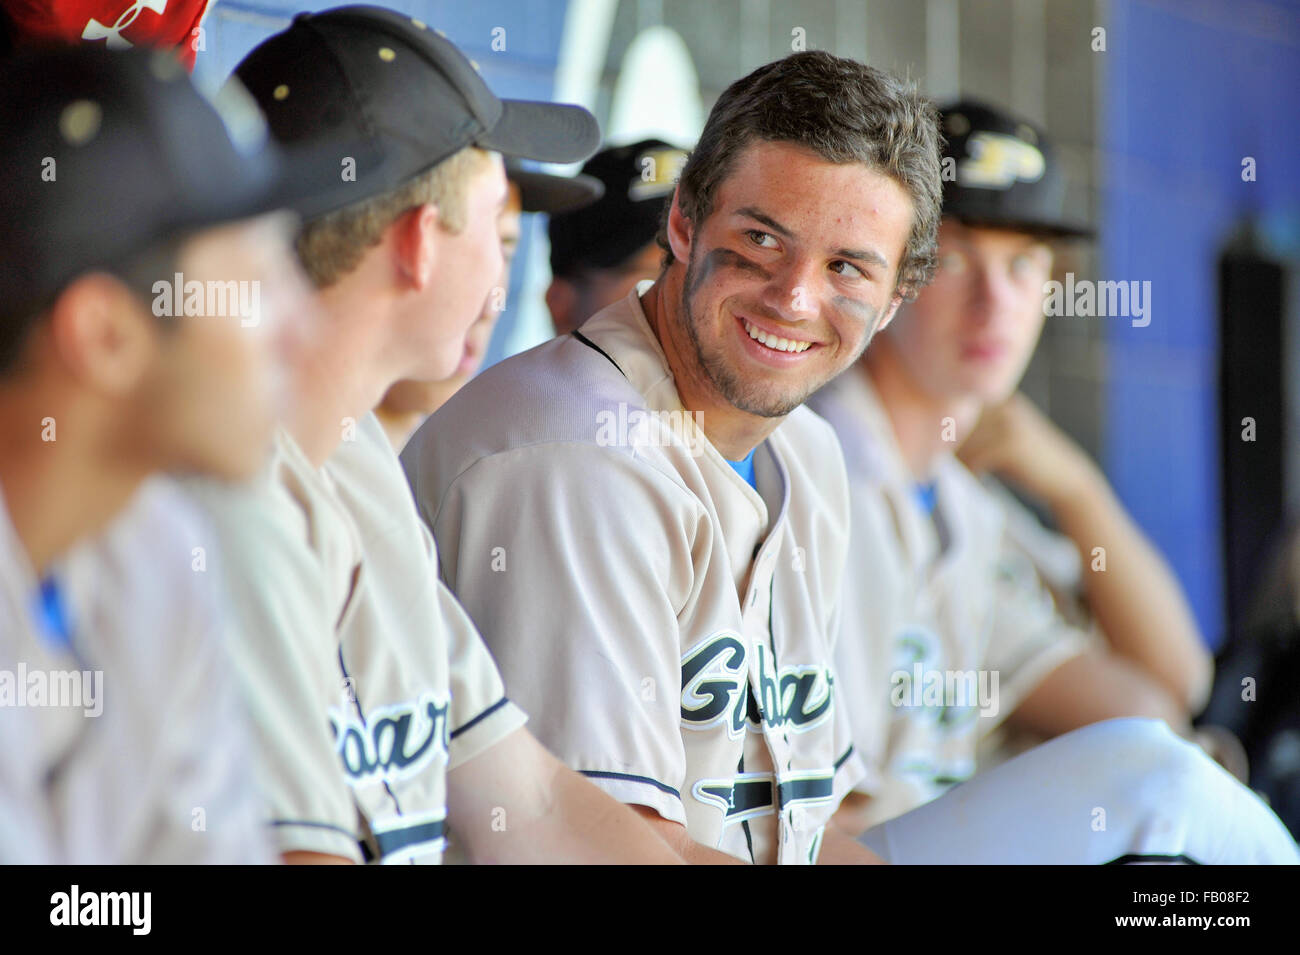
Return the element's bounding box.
[0,45,351,321]
[940,100,1093,239]
[506,160,603,215]
[549,138,689,277]
[234,5,602,218]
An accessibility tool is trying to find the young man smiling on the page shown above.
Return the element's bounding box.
[403,51,943,864]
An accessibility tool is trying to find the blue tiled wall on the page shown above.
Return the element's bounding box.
[1102,0,1300,648]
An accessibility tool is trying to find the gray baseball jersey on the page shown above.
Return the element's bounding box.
[1,479,273,863]
[809,370,1091,828]
[403,285,865,865]
[189,413,525,864]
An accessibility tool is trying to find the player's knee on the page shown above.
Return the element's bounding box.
[1055,715,1177,758]
[1059,717,1197,788]
[1100,717,1197,771]
[1111,715,1182,748]
[1139,722,1211,789]
[1108,720,1300,862]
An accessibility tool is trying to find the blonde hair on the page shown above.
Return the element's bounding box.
[295,146,490,288]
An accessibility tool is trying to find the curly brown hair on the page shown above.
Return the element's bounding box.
[659,51,942,301]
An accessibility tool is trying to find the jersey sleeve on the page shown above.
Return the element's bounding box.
[187,478,364,862]
[420,521,528,769]
[412,442,712,826]
[983,538,1095,728]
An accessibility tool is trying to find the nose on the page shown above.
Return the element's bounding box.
[759,254,823,324]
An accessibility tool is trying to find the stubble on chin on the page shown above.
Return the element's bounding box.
[678,250,880,418]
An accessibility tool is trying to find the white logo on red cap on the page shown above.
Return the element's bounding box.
[81,0,169,51]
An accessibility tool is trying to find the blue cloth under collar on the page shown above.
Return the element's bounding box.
[913,481,938,517]
[32,575,75,655]
[726,448,758,490]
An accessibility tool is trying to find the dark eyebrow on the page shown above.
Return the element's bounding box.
[834,246,889,270]
[735,206,794,239]
[736,205,889,270]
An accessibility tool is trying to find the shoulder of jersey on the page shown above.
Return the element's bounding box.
[424,334,663,459]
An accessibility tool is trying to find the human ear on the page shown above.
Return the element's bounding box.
[48,273,158,396]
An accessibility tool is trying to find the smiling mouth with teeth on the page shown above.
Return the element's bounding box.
[741,318,814,354]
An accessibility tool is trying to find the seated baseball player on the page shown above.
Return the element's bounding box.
[376,161,602,450]
[0,45,328,862]
[187,6,683,865]
[810,102,1297,862]
[545,138,688,337]
[959,406,1245,776]
[403,50,949,865]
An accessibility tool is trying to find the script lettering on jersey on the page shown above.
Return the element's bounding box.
[751,645,834,732]
[330,691,450,786]
[680,631,747,739]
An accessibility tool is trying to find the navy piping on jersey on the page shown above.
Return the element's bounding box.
[767,574,778,670]
[729,778,777,815]
[270,818,362,840]
[579,770,681,799]
[572,329,628,379]
[834,744,856,771]
[1104,853,1201,865]
[450,696,510,740]
[776,775,834,807]
[337,646,405,816]
[373,819,447,860]
[714,771,836,817]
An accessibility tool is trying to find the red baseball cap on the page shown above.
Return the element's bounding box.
[2,0,211,70]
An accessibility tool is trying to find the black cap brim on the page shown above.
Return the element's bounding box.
[508,168,604,214]
[479,100,601,164]
[950,213,1095,241]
